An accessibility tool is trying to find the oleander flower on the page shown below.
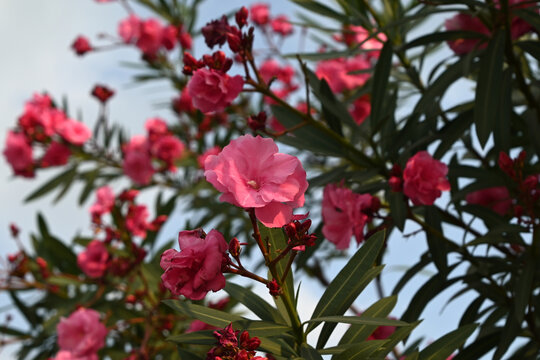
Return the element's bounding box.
[250,3,270,25]
[56,308,107,357]
[89,186,115,217]
[322,184,377,250]
[56,119,92,145]
[122,135,154,185]
[466,186,512,216]
[160,229,228,300]
[3,131,34,177]
[77,240,109,278]
[403,151,450,205]
[204,134,308,227]
[315,55,371,93]
[187,68,243,114]
[53,350,97,360]
[41,142,71,168]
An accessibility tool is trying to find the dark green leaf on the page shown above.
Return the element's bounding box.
[163,300,243,328]
[290,0,349,22]
[24,165,78,203]
[224,282,286,324]
[370,41,393,130]
[388,191,407,231]
[418,323,477,360]
[300,343,323,360]
[401,31,487,51]
[167,330,216,345]
[474,30,505,148]
[333,340,387,360]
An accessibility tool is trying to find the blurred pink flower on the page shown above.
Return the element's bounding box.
[187,68,243,114]
[403,151,450,205]
[56,119,91,145]
[77,240,109,278]
[3,131,33,177]
[250,3,270,25]
[466,186,512,216]
[316,55,371,93]
[57,308,107,357]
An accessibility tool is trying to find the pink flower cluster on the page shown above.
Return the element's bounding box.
[204,135,308,228]
[334,25,387,59]
[402,151,450,206]
[3,94,91,178]
[445,0,535,55]
[322,184,380,250]
[122,118,185,185]
[53,308,107,360]
[259,59,298,104]
[184,51,244,114]
[160,228,228,300]
[118,15,191,56]
[315,55,372,93]
[250,3,293,36]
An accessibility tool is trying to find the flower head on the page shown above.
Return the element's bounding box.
[204,135,308,227]
[57,308,107,357]
[403,151,450,205]
[77,240,109,278]
[187,68,243,114]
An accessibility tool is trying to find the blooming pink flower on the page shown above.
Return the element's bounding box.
[187,68,244,114]
[56,119,91,145]
[466,186,512,216]
[350,95,371,125]
[136,18,165,55]
[160,229,228,300]
[126,204,150,238]
[41,142,71,168]
[270,15,293,36]
[145,117,169,140]
[53,350,98,360]
[57,308,107,357]
[118,15,141,44]
[161,25,178,51]
[315,56,371,93]
[18,93,58,140]
[198,146,221,169]
[205,135,308,227]
[71,36,92,56]
[151,135,185,170]
[337,26,387,58]
[3,131,34,177]
[77,240,109,278]
[403,151,450,205]
[322,184,376,250]
[89,186,115,217]
[122,136,154,185]
[173,91,195,114]
[250,3,270,25]
[259,59,282,84]
[444,14,490,55]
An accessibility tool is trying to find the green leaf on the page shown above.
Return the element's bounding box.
[9,291,40,325]
[167,330,216,345]
[307,231,385,341]
[24,165,78,202]
[434,110,474,158]
[517,40,540,62]
[474,30,505,148]
[401,31,488,51]
[163,300,243,328]
[290,0,349,22]
[47,276,82,286]
[258,336,297,357]
[424,209,448,275]
[307,315,407,327]
[300,343,324,360]
[418,323,477,360]
[392,252,431,295]
[388,191,407,231]
[372,321,421,358]
[453,329,502,360]
[370,41,393,130]
[242,321,293,337]
[224,282,286,324]
[340,296,397,345]
[333,339,387,360]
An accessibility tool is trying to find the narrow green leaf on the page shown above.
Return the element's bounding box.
[9,291,40,325]
[418,323,477,360]
[492,68,511,152]
[290,0,349,22]
[392,252,431,295]
[474,30,505,148]
[258,337,297,357]
[224,282,286,324]
[167,330,216,345]
[163,300,243,328]
[307,316,407,327]
[242,321,293,337]
[0,325,29,338]
[300,343,324,360]
[370,41,393,130]
[401,31,487,51]
[24,165,78,202]
[372,321,421,358]
[424,209,448,275]
[388,191,407,231]
[453,329,502,360]
[307,231,385,336]
[333,339,387,360]
[340,296,397,345]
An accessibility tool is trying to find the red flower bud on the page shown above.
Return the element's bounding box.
[91,85,115,103]
[389,176,402,192]
[267,279,281,297]
[229,237,241,258]
[9,223,19,238]
[236,7,249,28]
[72,36,92,56]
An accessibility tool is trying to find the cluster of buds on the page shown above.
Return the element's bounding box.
[206,323,266,360]
[91,84,115,104]
[283,218,316,252]
[201,7,255,59]
[183,51,234,76]
[247,111,267,132]
[266,279,281,297]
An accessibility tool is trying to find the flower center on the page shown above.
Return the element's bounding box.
[246,180,260,190]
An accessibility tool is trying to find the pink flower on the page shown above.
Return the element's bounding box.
[136,19,164,55]
[322,184,376,250]
[198,146,221,169]
[122,136,154,185]
[57,308,107,357]
[151,135,185,170]
[41,142,71,168]
[350,95,371,125]
[89,186,115,217]
[53,350,98,360]
[126,204,150,238]
[403,151,450,205]
[250,3,270,25]
[145,117,169,140]
[3,131,34,177]
[56,119,91,145]
[77,240,109,278]
[161,25,178,51]
[173,91,195,114]
[270,15,293,36]
[118,15,141,44]
[259,59,282,84]
[160,228,228,300]
[315,56,371,93]
[71,36,92,56]
[466,186,512,216]
[444,14,490,55]
[368,322,396,340]
[187,68,244,114]
[338,26,387,58]
[204,135,308,227]
[18,93,58,140]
